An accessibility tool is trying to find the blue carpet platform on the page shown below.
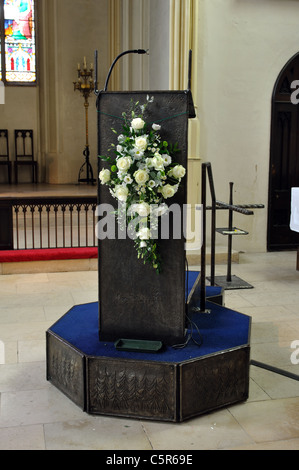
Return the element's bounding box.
[46,273,251,422]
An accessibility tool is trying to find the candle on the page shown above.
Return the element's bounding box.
[83,57,87,69]
[77,63,80,70]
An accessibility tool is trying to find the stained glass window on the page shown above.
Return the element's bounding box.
[0,0,36,84]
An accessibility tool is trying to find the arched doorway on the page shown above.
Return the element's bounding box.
[268,53,299,250]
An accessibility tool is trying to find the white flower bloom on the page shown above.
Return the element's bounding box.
[146,158,154,168]
[131,117,145,130]
[117,170,126,180]
[136,202,151,217]
[116,145,123,153]
[115,185,129,202]
[134,169,149,185]
[139,241,147,248]
[161,184,177,199]
[135,135,148,152]
[99,168,111,184]
[152,123,161,131]
[116,156,132,171]
[133,149,144,160]
[162,154,172,166]
[152,155,165,171]
[148,180,156,188]
[118,134,125,143]
[172,164,186,179]
[137,227,151,240]
[124,175,133,184]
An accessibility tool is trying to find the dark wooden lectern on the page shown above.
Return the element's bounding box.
[97,90,195,346]
[46,88,251,422]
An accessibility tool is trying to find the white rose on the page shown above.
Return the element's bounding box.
[135,135,148,152]
[161,184,177,199]
[115,185,129,202]
[136,202,151,217]
[146,158,154,168]
[131,117,145,130]
[137,227,151,240]
[116,144,123,153]
[172,164,186,179]
[116,156,132,171]
[134,169,149,185]
[152,155,164,171]
[152,123,161,131]
[99,168,111,184]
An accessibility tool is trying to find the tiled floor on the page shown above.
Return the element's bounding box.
[0,251,299,450]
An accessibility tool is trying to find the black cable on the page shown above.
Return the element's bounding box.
[172,258,203,350]
[250,360,299,382]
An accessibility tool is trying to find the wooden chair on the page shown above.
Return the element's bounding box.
[14,129,37,183]
[0,129,12,184]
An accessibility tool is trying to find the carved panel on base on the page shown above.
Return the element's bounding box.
[46,332,85,410]
[179,347,250,421]
[86,357,177,421]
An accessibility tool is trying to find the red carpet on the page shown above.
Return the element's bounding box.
[0,247,98,263]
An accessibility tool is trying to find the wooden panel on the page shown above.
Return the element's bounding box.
[97,91,191,345]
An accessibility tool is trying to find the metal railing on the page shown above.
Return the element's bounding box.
[0,196,97,250]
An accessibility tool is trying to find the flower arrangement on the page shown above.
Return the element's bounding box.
[99,96,186,273]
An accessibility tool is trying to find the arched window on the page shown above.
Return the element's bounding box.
[0,0,36,84]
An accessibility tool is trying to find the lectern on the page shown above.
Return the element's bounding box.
[97,90,195,346]
[46,58,251,422]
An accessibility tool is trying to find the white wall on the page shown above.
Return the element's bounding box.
[149,0,170,90]
[119,0,170,91]
[197,0,299,252]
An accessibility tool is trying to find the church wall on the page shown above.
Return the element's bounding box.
[0,0,110,185]
[197,0,299,252]
[43,0,109,184]
[0,88,37,183]
[148,0,170,90]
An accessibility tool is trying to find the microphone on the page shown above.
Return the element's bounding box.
[103,49,149,91]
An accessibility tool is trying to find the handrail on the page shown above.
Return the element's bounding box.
[0,195,97,251]
[200,162,216,312]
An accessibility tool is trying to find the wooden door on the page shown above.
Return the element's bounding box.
[268,53,299,250]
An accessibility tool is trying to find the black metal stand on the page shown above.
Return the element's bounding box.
[211,182,254,289]
[78,145,96,184]
[204,178,264,290]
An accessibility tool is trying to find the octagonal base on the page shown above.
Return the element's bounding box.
[46,301,251,422]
